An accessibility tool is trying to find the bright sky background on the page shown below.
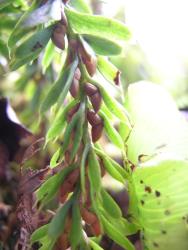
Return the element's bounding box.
[103,0,188,83]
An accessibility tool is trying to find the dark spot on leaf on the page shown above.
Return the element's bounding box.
[32,42,43,51]
[164,210,170,216]
[161,230,167,234]
[155,190,161,197]
[140,200,145,205]
[140,180,144,184]
[153,242,159,247]
[145,186,152,193]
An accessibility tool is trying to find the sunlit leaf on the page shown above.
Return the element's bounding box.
[83,35,122,56]
[42,40,55,73]
[65,8,131,43]
[50,148,61,168]
[132,157,188,250]
[70,0,91,14]
[100,86,130,126]
[95,144,128,179]
[22,0,62,28]
[97,56,120,84]
[125,81,188,163]
[31,224,49,243]
[105,160,125,182]
[89,239,104,250]
[99,111,124,149]
[8,1,38,49]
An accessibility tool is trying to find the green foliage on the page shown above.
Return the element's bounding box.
[101,215,135,250]
[3,1,188,250]
[88,150,102,195]
[70,201,84,249]
[83,35,122,56]
[132,157,188,250]
[101,189,122,218]
[48,199,72,239]
[40,57,78,113]
[125,81,188,163]
[65,8,131,43]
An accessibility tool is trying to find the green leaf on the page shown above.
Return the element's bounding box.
[10,26,53,70]
[50,148,61,167]
[88,150,101,195]
[83,35,122,56]
[10,50,40,71]
[101,189,122,218]
[100,209,138,237]
[70,0,91,14]
[61,106,82,155]
[102,159,125,183]
[125,81,188,163]
[70,105,85,161]
[94,144,128,181]
[22,0,62,28]
[97,56,120,84]
[48,200,72,239]
[99,86,130,126]
[65,8,131,43]
[40,57,78,113]
[14,26,53,58]
[70,202,83,249]
[31,224,49,243]
[46,99,78,143]
[89,239,104,250]
[42,40,55,73]
[132,157,188,250]
[80,143,90,197]
[36,164,76,205]
[0,16,15,30]
[38,238,54,250]
[0,39,8,58]
[8,1,38,49]
[99,111,124,149]
[101,215,135,250]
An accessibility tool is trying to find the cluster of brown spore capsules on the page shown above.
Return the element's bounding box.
[49,19,106,249]
[69,71,104,143]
